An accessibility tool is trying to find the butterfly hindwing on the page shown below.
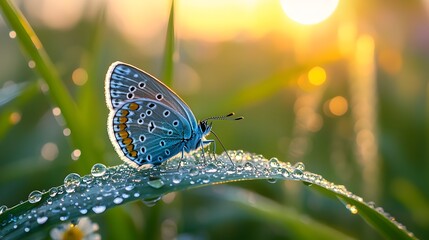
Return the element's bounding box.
[109,99,192,166]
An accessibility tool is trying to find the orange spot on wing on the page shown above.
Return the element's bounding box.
[118,130,129,139]
[128,102,139,111]
[130,151,138,157]
[122,138,132,145]
[118,117,128,123]
[120,109,129,116]
[126,144,134,152]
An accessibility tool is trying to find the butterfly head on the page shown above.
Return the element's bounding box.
[198,120,213,136]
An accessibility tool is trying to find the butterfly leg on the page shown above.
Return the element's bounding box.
[200,139,215,165]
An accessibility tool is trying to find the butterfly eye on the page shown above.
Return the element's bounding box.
[200,121,207,132]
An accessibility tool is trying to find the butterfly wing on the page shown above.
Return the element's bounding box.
[105,61,198,130]
[109,98,195,167]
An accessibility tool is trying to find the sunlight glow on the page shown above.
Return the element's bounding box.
[280,0,339,25]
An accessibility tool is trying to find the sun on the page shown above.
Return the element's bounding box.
[280,0,339,25]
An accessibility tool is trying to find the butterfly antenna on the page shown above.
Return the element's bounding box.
[209,130,235,166]
[203,112,243,122]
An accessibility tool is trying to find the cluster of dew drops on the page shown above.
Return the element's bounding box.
[0,150,414,238]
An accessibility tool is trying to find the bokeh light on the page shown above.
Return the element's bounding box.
[308,66,326,86]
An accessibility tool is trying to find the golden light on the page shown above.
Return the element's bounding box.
[280,0,339,25]
[72,68,88,86]
[328,96,348,116]
[308,66,326,86]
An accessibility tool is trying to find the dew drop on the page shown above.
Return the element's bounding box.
[280,168,290,178]
[91,163,107,177]
[48,187,58,197]
[267,178,277,184]
[0,205,8,215]
[79,209,88,214]
[269,158,280,168]
[82,175,93,184]
[24,227,30,232]
[205,163,218,173]
[36,216,48,224]
[142,196,162,207]
[201,175,210,184]
[189,167,199,177]
[113,197,123,204]
[292,169,303,178]
[92,205,106,214]
[148,178,165,189]
[125,184,135,191]
[172,174,183,184]
[28,190,43,203]
[59,212,69,221]
[64,173,81,193]
[244,162,254,172]
[236,165,244,175]
[293,162,305,171]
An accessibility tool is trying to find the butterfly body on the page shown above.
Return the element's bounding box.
[105,62,211,168]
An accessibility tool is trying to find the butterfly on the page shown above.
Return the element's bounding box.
[105,61,240,169]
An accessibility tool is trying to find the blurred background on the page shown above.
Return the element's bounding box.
[0,0,428,239]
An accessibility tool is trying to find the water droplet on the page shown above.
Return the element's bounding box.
[64,173,81,193]
[293,162,305,171]
[142,196,162,207]
[148,177,165,189]
[82,175,93,184]
[292,169,303,178]
[92,205,106,214]
[59,212,69,221]
[267,178,277,184]
[46,197,53,205]
[79,209,88,214]
[269,158,280,168]
[236,165,244,175]
[280,168,290,178]
[24,227,30,232]
[48,187,58,197]
[113,197,123,204]
[244,162,254,172]
[201,175,210,183]
[28,190,43,203]
[125,184,135,191]
[172,174,183,184]
[36,216,48,224]
[189,167,199,177]
[205,163,218,173]
[0,205,8,214]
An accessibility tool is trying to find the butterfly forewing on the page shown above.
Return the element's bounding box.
[106,62,198,130]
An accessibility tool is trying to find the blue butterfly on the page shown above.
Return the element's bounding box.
[105,62,240,168]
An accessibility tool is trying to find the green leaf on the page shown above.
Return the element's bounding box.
[0,151,415,239]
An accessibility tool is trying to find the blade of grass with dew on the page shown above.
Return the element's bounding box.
[0,151,416,239]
